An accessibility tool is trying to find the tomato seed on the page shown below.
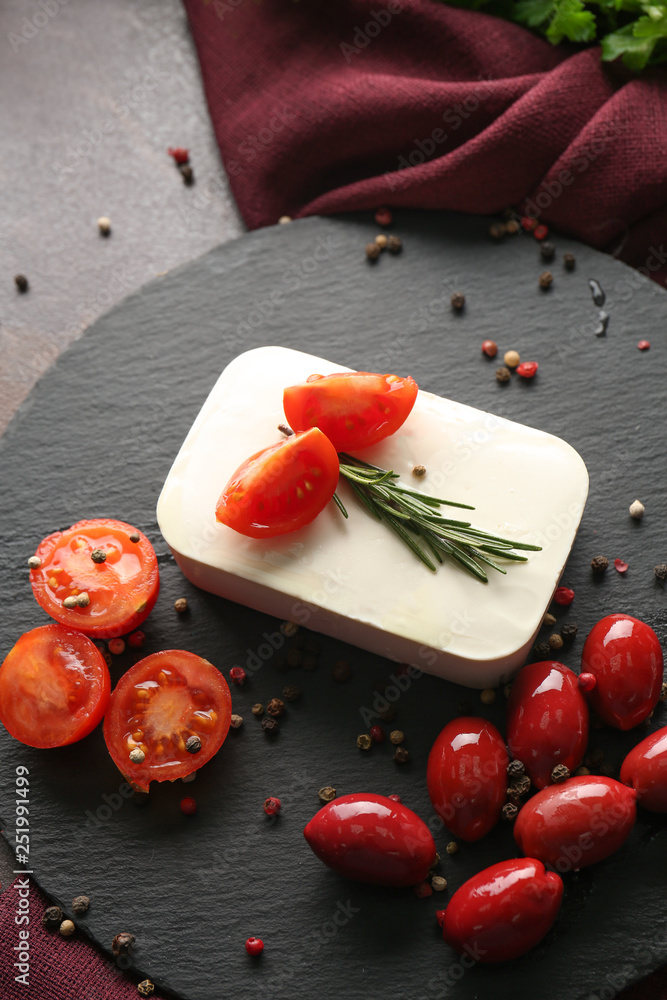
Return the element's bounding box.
[263,796,281,816]
[245,937,264,956]
[553,587,574,605]
[180,796,197,816]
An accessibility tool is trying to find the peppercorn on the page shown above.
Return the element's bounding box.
[431,875,448,892]
[180,796,197,816]
[332,660,351,682]
[507,759,525,778]
[394,746,410,764]
[481,340,498,358]
[489,222,506,240]
[245,937,265,956]
[229,666,246,685]
[278,215,292,225]
[543,612,556,626]
[366,242,381,261]
[97,216,111,236]
[502,802,519,821]
[599,761,615,777]
[505,219,519,235]
[318,786,336,803]
[375,207,392,226]
[251,703,264,717]
[374,234,388,249]
[108,638,125,656]
[386,234,402,254]
[654,564,667,581]
[412,464,426,478]
[480,688,495,705]
[533,224,549,241]
[503,349,520,368]
[551,764,570,783]
[43,906,63,929]
[533,641,551,659]
[495,366,511,383]
[230,713,243,728]
[574,766,591,777]
[129,532,140,543]
[282,685,301,701]
[63,596,79,609]
[591,555,609,573]
[186,735,202,753]
[539,241,555,261]
[357,733,372,750]
[450,292,465,311]
[15,274,29,292]
[77,592,90,607]
[539,271,553,290]
[128,630,146,649]
[660,682,667,702]
[72,895,90,914]
[390,729,405,745]
[263,796,281,816]
[174,597,188,613]
[266,697,285,717]
[262,717,279,736]
[629,499,645,519]
[548,633,564,651]
[138,982,155,997]
[445,841,459,855]
[563,251,576,271]
[180,164,194,185]
[182,771,196,784]
[90,548,107,563]
[378,705,396,722]
[560,622,578,642]
[129,747,145,764]
[27,555,41,569]
[59,919,75,937]
[503,683,512,698]
[112,932,135,956]
[586,748,605,768]
[510,775,531,798]
[370,724,385,743]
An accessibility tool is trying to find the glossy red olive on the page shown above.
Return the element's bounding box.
[303,792,436,887]
[506,661,589,788]
[620,725,667,813]
[580,614,663,730]
[442,858,563,963]
[427,717,508,841]
[514,775,636,872]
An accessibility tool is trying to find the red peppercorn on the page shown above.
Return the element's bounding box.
[180,797,197,816]
[127,630,146,649]
[263,796,281,816]
[230,667,246,686]
[553,587,574,606]
[370,725,385,743]
[614,558,629,574]
[388,793,402,803]
[245,937,264,956]
[168,147,189,165]
[516,361,539,379]
[578,672,597,692]
[436,909,447,928]
[533,224,549,241]
[375,207,392,227]
[637,340,651,351]
[108,638,125,656]
[413,881,433,898]
[521,216,538,232]
[481,340,498,358]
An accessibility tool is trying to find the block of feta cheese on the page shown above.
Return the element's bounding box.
[157,347,588,688]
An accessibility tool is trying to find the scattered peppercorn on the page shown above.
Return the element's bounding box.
[551,764,570,783]
[507,759,525,777]
[450,292,465,311]
[629,499,645,519]
[138,981,155,998]
[71,895,89,915]
[180,796,197,816]
[278,215,292,225]
[332,660,351,682]
[374,234,388,249]
[502,802,519,821]
[390,729,405,745]
[27,555,41,569]
[186,735,202,754]
[365,242,381,261]
[563,251,576,271]
[511,775,532,798]
[503,683,512,698]
[357,733,372,750]
[521,216,538,232]
[543,612,556,626]
[481,339,498,358]
[578,673,597,693]
[445,840,459,855]
[15,274,28,292]
[230,667,246,686]
[654,564,667,582]
[503,349,520,368]
[495,366,511,383]
[43,906,63,929]
[614,558,629,574]
[129,747,145,764]
[637,340,651,351]
[108,638,125,656]
[480,688,496,705]
[560,623,578,642]
[112,932,135,956]
[489,222,506,240]
[318,786,336,803]
[414,881,432,898]
[539,271,553,290]
[533,224,549,241]
[599,761,615,776]
[174,597,188,614]
[266,697,285,717]
[591,555,609,573]
[386,234,402,254]
[431,875,448,892]
[230,714,243,728]
[245,937,264,956]
[516,360,538,379]
[436,909,447,928]
[63,596,79,609]
[505,219,519,235]
[282,685,301,702]
[168,147,189,164]
[375,207,392,227]
[251,703,264,717]
[262,717,279,736]
[394,746,410,764]
[412,464,426,478]
[59,919,75,937]
[370,725,385,743]
[263,796,281,816]
[128,630,146,649]
[103,651,113,668]
[180,164,194,185]
[553,587,574,606]
[660,682,667,702]
[574,766,591,777]
[539,241,555,261]
[548,633,564,651]
[388,793,402,802]
[90,548,107,564]
[534,641,551,659]
[97,216,111,236]
[77,592,90,608]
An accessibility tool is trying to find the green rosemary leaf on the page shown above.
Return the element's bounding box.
[332,492,348,518]
[384,515,438,571]
[349,480,382,519]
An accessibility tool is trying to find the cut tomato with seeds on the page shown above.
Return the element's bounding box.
[29,519,159,639]
[215,428,339,539]
[0,624,110,748]
[283,371,418,453]
[103,649,232,792]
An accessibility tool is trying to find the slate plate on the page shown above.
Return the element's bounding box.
[1,211,667,1000]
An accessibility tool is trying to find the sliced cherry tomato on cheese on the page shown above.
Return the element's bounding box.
[215,428,339,538]
[29,519,159,639]
[0,624,110,748]
[103,649,232,792]
[283,372,418,452]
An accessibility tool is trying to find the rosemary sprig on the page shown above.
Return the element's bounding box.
[336,454,541,582]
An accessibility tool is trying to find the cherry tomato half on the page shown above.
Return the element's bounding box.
[0,624,110,748]
[30,519,159,640]
[620,726,667,813]
[442,858,563,963]
[103,649,232,792]
[283,372,418,453]
[215,428,339,539]
[580,614,663,730]
[427,717,508,841]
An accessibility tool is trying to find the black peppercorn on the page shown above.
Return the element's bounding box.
[185,735,202,754]
[502,802,519,821]
[282,685,301,702]
[563,251,576,271]
[262,717,279,736]
[540,241,555,262]
[560,622,578,642]
[386,234,402,254]
[90,548,107,563]
[539,271,553,290]
[71,895,90,914]
[551,763,570,783]
[507,759,525,778]
[180,164,194,185]
[14,274,29,292]
[266,697,285,717]
[450,292,465,311]
[366,242,381,261]
[654,563,667,581]
[42,906,63,929]
[533,641,551,659]
[111,932,135,956]
[378,705,396,722]
[495,366,511,384]
[489,222,506,240]
[394,746,410,764]
[510,774,531,798]
[591,555,609,573]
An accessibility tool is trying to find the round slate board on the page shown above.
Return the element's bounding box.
[1,211,667,1000]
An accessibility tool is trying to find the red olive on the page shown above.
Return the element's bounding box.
[303,792,436,887]
[514,775,636,871]
[427,717,508,841]
[620,725,667,812]
[442,858,563,963]
[580,614,662,730]
[506,661,589,788]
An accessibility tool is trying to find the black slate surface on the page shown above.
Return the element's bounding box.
[1,211,667,1000]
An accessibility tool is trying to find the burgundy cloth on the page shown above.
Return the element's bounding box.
[0,877,169,1000]
[184,0,667,287]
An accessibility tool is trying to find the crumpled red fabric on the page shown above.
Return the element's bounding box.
[183,0,667,287]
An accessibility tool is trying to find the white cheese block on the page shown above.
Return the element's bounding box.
[156,347,588,688]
